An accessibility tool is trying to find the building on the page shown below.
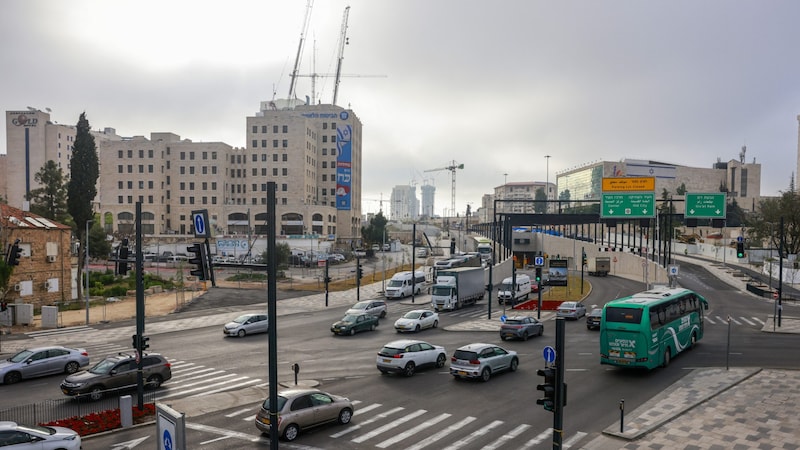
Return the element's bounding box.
[494,181,554,214]
[420,183,435,219]
[390,185,419,221]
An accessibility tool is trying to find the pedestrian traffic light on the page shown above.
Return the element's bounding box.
[131,334,139,349]
[188,243,208,280]
[117,238,129,275]
[450,238,456,255]
[536,367,556,412]
[535,267,542,283]
[736,241,745,258]
[356,264,363,281]
[140,335,150,351]
[6,239,22,266]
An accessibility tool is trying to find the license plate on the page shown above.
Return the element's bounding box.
[458,371,467,376]
[260,417,270,425]
[382,358,391,363]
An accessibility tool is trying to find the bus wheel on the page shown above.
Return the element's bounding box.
[689,333,697,350]
[663,348,671,368]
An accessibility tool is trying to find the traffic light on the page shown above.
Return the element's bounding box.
[450,238,456,255]
[356,264,363,281]
[188,243,208,280]
[736,241,745,258]
[536,367,556,412]
[0,302,7,312]
[131,334,139,349]
[140,335,150,351]
[535,267,542,283]
[117,238,129,275]
[6,239,22,266]
[582,251,587,266]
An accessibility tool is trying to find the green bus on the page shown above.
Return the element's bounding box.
[600,287,709,370]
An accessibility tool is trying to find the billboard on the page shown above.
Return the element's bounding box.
[336,112,352,210]
[548,259,569,286]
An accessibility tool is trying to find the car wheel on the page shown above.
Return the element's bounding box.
[500,335,507,341]
[65,361,81,374]
[403,361,416,377]
[338,408,353,425]
[510,358,519,372]
[283,423,300,441]
[433,320,438,328]
[349,328,356,336]
[522,331,529,341]
[237,329,246,338]
[663,348,671,368]
[89,386,104,401]
[147,374,164,389]
[480,367,491,382]
[538,327,544,336]
[370,323,377,331]
[436,353,446,368]
[3,371,21,385]
[380,310,387,318]
[415,324,421,332]
[379,368,388,374]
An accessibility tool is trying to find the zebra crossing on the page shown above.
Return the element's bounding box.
[221,399,588,449]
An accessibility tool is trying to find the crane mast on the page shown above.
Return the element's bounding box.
[332,6,351,106]
[424,161,464,217]
[288,0,314,101]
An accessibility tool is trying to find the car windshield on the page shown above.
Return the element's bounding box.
[89,358,120,374]
[262,395,288,411]
[378,346,403,356]
[590,309,602,316]
[499,283,513,291]
[561,302,576,309]
[340,314,359,322]
[351,301,369,310]
[16,423,55,435]
[9,349,34,363]
[403,311,423,319]
[232,315,251,324]
[388,280,403,287]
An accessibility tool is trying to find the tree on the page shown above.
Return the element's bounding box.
[361,211,388,245]
[258,242,291,267]
[67,112,100,300]
[89,220,111,259]
[534,187,547,214]
[749,189,800,256]
[27,160,70,223]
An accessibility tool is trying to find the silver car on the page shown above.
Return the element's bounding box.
[254,388,354,441]
[223,313,269,337]
[556,301,587,320]
[0,421,82,450]
[0,346,89,385]
[346,300,387,319]
[450,343,519,382]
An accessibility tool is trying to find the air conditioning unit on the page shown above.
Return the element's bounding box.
[14,284,21,291]
[46,255,57,263]
[44,281,52,290]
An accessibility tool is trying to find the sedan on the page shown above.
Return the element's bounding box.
[376,339,447,376]
[586,308,603,330]
[556,301,587,319]
[346,300,387,318]
[500,316,544,341]
[0,346,89,385]
[394,310,439,333]
[223,313,269,337]
[254,388,354,441]
[0,421,82,450]
[450,343,519,382]
[331,313,379,336]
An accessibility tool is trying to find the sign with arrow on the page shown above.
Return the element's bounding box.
[685,193,726,219]
[601,193,656,218]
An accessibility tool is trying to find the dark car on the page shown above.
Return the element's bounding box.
[500,316,544,341]
[60,352,171,400]
[331,313,379,336]
[586,308,603,330]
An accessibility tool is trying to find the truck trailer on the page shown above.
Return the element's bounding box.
[431,266,485,311]
[587,256,611,276]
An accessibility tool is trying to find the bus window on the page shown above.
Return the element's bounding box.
[604,307,643,324]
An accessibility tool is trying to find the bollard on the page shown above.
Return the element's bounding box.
[619,399,624,433]
[120,395,133,428]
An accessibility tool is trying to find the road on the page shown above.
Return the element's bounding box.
[2,259,798,449]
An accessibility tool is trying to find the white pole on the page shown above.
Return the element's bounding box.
[85,220,92,325]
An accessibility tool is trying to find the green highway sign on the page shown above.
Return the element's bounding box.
[685,193,726,218]
[601,193,656,218]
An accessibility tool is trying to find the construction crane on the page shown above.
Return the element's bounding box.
[288,0,314,101]
[425,161,464,217]
[332,6,350,105]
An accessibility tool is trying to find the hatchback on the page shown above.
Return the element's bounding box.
[500,316,543,341]
[254,388,354,441]
[223,313,269,337]
[60,352,171,400]
[0,346,89,385]
[556,301,587,319]
[450,343,519,382]
[586,308,603,330]
[0,421,81,450]
[346,300,387,318]
[376,339,447,376]
[394,310,439,333]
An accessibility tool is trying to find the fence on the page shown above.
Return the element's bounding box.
[0,390,157,425]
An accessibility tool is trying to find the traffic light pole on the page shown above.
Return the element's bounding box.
[553,317,565,449]
[356,256,361,302]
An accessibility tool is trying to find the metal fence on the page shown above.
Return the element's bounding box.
[0,390,157,425]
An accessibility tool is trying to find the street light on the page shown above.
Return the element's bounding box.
[545,155,551,213]
[85,220,92,325]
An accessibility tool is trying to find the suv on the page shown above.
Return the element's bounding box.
[450,343,518,382]
[376,339,447,377]
[346,300,388,318]
[60,352,171,400]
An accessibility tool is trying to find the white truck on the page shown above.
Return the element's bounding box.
[587,256,611,277]
[431,266,485,311]
[497,274,532,306]
[384,271,426,299]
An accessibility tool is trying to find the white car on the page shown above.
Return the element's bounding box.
[346,300,387,319]
[223,313,270,337]
[0,421,82,450]
[376,339,447,377]
[394,310,439,333]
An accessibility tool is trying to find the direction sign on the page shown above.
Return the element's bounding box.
[534,256,544,266]
[543,346,556,363]
[601,193,656,218]
[602,177,655,192]
[192,209,210,238]
[685,193,726,219]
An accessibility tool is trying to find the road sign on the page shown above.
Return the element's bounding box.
[602,177,655,192]
[601,193,656,218]
[500,315,507,323]
[534,256,544,266]
[685,193,726,218]
[543,346,556,363]
[192,209,210,238]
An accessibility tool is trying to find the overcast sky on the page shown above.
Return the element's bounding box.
[3,1,799,217]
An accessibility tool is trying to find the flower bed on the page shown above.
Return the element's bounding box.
[41,403,156,436]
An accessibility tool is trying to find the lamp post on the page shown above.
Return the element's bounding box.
[545,155,551,213]
[85,220,92,325]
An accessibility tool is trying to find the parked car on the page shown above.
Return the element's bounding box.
[450,343,519,382]
[382,243,391,251]
[376,339,447,377]
[371,244,381,251]
[556,301,587,319]
[60,352,171,401]
[586,308,603,330]
[331,313,379,336]
[394,310,439,333]
[254,388,354,441]
[0,346,89,385]
[346,300,387,318]
[223,313,269,337]
[0,421,81,450]
[500,316,543,341]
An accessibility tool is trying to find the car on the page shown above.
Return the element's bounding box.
[394,310,439,333]
[254,388,354,441]
[331,313,379,336]
[371,244,381,251]
[586,308,603,330]
[500,316,544,341]
[376,339,447,376]
[450,343,519,382]
[556,301,587,319]
[223,313,269,337]
[382,243,391,251]
[60,352,172,401]
[346,300,387,318]
[0,421,82,450]
[0,346,90,385]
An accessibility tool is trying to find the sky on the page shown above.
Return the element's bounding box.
[3,0,800,217]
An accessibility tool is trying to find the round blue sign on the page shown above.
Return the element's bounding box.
[543,346,556,363]
[535,256,544,266]
[163,429,173,450]
[500,315,507,323]
[194,214,206,235]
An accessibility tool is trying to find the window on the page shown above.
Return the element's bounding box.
[127,150,133,158]
[323,136,328,143]
[282,183,287,191]
[282,168,288,176]
[118,181,123,189]
[252,140,258,148]
[261,139,267,148]
[273,125,278,133]
[252,125,257,133]
[127,165,133,173]
[252,154,257,162]
[273,168,278,176]
[282,139,288,148]
[282,154,287,162]
[322,161,327,168]
[118,150,123,158]
[118,165,123,173]
[282,125,288,133]
[180,152,185,160]
[262,125,267,133]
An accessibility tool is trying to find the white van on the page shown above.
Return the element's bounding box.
[497,274,532,305]
[384,271,426,299]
